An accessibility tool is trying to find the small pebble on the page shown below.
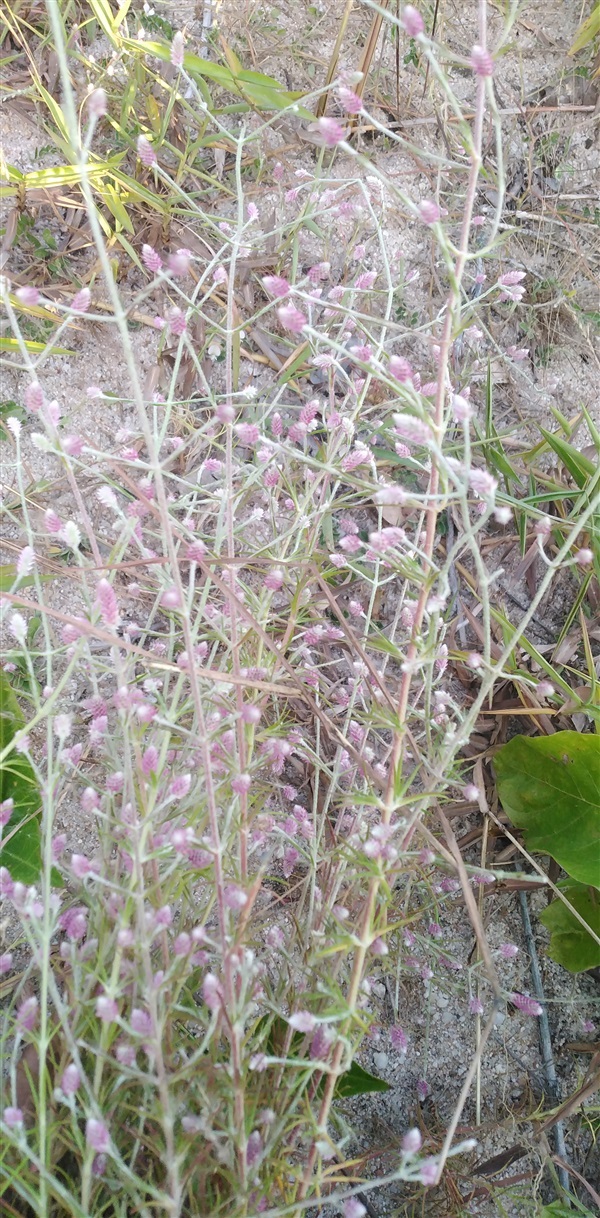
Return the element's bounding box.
[373,1051,389,1072]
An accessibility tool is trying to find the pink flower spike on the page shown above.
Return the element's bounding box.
[470,45,494,77]
[96,994,118,1022]
[264,567,284,591]
[61,1064,81,1096]
[16,286,40,307]
[171,30,185,68]
[161,586,182,610]
[498,270,526,287]
[0,952,13,975]
[16,546,35,578]
[463,783,480,802]
[338,85,363,114]
[344,1201,367,1218]
[262,275,290,298]
[575,548,593,566]
[71,853,92,879]
[167,248,191,276]
[86,1118,110,1154]
[288,1011,316,1033]
[401,1127,422,1154]
[17,996,38,1032]
[137,135,157,167]
[95,578,120,628]
[224,884,248,911]
[418,199,441,225]
[536,680,555,698]
[24,381,44,412]
[62,435,84,457]
[142,244,162,273]
[511,992,543,1016]
[71,288,91,313]
[3,1106,23,1129]
[277,303,307,334]
[469,467,498,499]
[316,116,347,147]
[420,1158,439,1186]
[390,1025,408,1053]
[401,5,424,36]
[452,393,472,422]
[354,270,377,290]
[389,355,413,382]
[88,88,108,117]
[168,307,187,336]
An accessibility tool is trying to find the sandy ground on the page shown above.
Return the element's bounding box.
[1,1,599,1214]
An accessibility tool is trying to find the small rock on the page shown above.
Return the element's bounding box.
[373,1051,389,1072]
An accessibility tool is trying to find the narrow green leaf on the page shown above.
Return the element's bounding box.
[100,181,135,233]
[0,337,76,355]
[88,0,123,46]
[539,428,595,488]
[569,8,600,56]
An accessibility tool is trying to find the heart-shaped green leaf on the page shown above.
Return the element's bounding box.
[0,670,42,883]
[539,882,600,973]
[494,732,600,887]
[334,1058,391,1098]
[258,1014,391,1097]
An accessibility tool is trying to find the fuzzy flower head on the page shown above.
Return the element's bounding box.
[511,992,543,1016]
[497,270,526,303]
[337,85,363,114]
[418,199,440,225]
[262,275,290,298]
[469,467,497,499]
[401,5,424,36]
[171,30,185,68]
[277,303,307,334]
[88,88,108,118]
[137,135,157,167]
[315,116,347,147]
[470,45,494,77]
[86,1119,110,1154]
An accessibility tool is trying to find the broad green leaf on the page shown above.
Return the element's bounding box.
[0,670,42,883]
[334,1058,391,1098]
[0,564,40,593]
[495,732,600,887]
[539,882,600,973]
[260,1015,391,1097]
